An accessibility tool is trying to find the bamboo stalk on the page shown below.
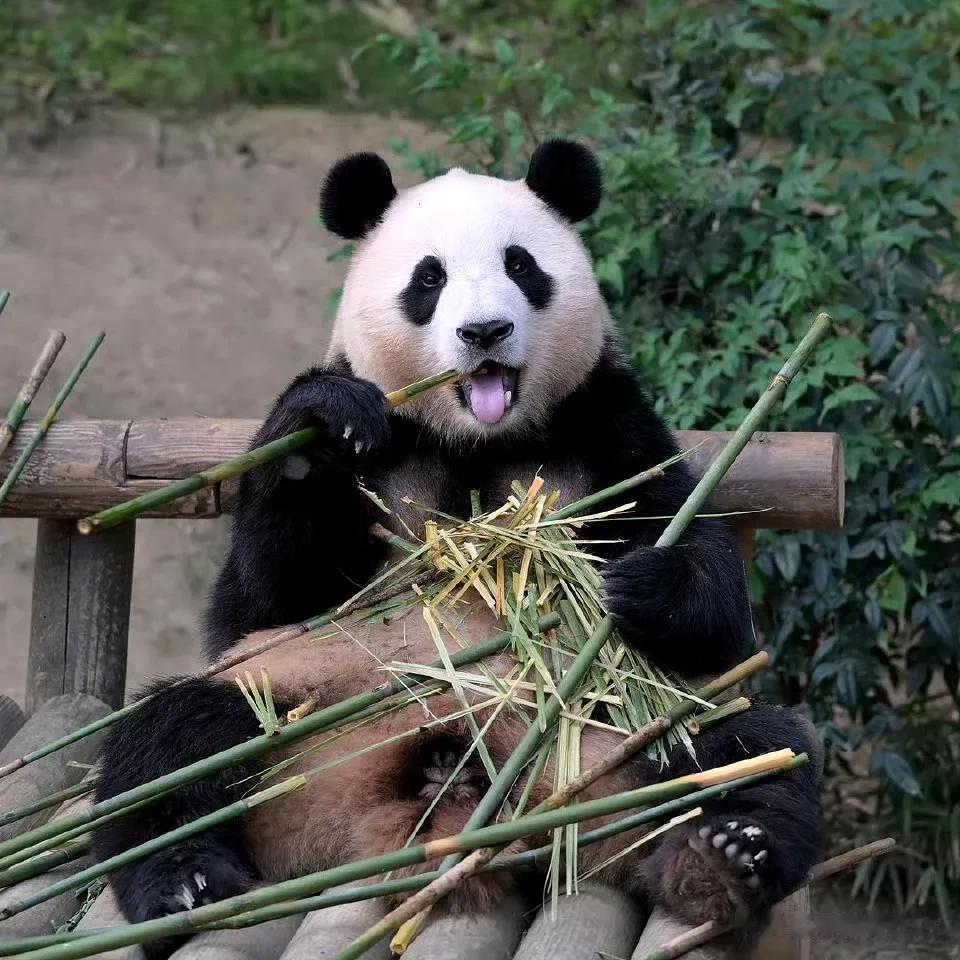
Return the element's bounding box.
[1,752,800,960]
[76,368,460,534]
[0,330,67,458]
[0,838,91,890]
[0,780,93,830]
[346,313,832,955]
[0,333,105,508]
[0,762,798,957]
[637,837,897,960]
[545,446,701,523]
[0,569,484,785]
[687,696,751,735]
[0,616,559,864]
[0,291,9,318]
[656,313,832,547]
[0,778,306,920]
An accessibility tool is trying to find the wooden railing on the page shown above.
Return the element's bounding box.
[1,420,844,714]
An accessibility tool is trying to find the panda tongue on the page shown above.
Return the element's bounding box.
[468,371,507,424]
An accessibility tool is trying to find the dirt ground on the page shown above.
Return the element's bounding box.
[0,110,951,956]
[0,108,434,705]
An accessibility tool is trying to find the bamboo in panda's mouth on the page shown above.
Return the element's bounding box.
[459,363,521,424]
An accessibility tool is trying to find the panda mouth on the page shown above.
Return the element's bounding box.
[459,363,520,425]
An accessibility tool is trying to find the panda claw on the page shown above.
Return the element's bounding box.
[724,843,739,860]
[354,440,363,455]
[711,832,728,849]
[343,424,353,440]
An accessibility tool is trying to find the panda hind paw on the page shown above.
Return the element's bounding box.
[656,816,771,927]
[123,845,256,922]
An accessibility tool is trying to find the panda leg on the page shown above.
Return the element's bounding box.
[631,705,822,936]
[93,678,268,958]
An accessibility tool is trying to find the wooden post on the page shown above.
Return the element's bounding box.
[26,519,135,713]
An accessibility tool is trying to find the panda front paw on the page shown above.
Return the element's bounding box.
[259,369,391,465]
[604,545,683,644]
[654,815,772,928]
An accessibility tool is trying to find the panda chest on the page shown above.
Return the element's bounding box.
[373,454,592,538]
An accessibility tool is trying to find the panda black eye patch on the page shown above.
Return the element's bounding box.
[504,245,554,310]
[399,255,446,326]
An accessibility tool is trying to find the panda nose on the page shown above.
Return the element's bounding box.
[456,320,515,350]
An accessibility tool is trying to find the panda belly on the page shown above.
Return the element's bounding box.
[221,598,643,897]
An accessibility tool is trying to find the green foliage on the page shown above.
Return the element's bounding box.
[831,717,960,925]
[372,0,960,862]
[0,0,410,120]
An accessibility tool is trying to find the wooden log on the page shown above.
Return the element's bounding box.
[172,917,303,960]
[1,419,844,530]
[27,522,135,712]
[0,858,94,945]
[0,696,109,842]
[0,699,25,752]
[514,883,647,960]
[402,894,529,960]
[278,891,387,960]
[631,907,730,960]
[73,885,141,960]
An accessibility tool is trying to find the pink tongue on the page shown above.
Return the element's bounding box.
[468,372,507,424]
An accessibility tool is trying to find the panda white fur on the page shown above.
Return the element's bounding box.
[94,141,822,958]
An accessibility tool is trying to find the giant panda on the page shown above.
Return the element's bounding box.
[94,140,822,958]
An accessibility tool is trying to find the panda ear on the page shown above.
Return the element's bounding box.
[525,139,603,223]
[319,153,397,240]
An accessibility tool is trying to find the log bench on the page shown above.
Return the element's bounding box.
[0,419,844,960]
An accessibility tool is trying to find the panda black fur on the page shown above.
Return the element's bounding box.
[94,140,822,958]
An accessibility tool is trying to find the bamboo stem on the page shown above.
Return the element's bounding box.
[76,368,460,534]
[545,446,700,523]
[0,838,91,890]
[345,313,831,955]
[0,780,93,830]
[0,616,558,864]
[0,333,105,508]
[0,291,9,319]
[1,753,801,960]
[0,330,67,458]
[687,696,751,735]
[637,837,897,960]
[0,778,306,920]
[656,313,832,547]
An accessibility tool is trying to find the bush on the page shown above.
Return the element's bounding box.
[371,0,960,910]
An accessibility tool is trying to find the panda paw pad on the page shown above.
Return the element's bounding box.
[657,816,772,927]
[418,745,485,803]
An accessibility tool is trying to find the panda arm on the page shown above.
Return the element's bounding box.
[205,365,390,659]
[558,347,753,675]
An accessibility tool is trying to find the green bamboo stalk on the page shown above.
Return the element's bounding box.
[0,330,67,458]
[687,696,751,734]
[0,762,794,957]
[2,752,802,960]
[656,313,832,547]
[76,368,460,534]
[0,780,93,830]
[0,584,414,782]
[346,312,833,956]
[545,446,700,523]
[0,838,91,890]
[0,332,105,509]
[0,615,559,865]
[0,792,176,874]
[0,778,306,920]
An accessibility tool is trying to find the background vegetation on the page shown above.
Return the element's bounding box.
[3,0,959,923]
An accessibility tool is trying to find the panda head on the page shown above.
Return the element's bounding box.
[322,140,610,442]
